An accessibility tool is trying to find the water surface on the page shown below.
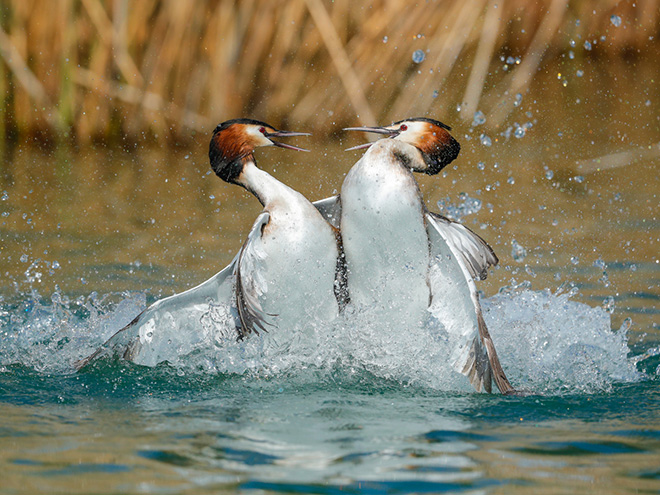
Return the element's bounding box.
[1,58,659,494]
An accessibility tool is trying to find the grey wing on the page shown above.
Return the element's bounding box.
[234,211,273,339]
[426,214,514,394]
[75,257,239,369]
[426,212,498,281]
[313,195,341,229]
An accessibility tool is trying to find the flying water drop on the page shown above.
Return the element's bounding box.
[511,240,527,262]
[412,50,425,63]
[472,110,486,126]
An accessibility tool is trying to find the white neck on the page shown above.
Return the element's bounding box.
[236,160,302,208]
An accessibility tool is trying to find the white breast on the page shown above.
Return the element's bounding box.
[245,193,340,333]
[340,140,430,321]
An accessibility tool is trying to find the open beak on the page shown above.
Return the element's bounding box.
[264,130,311,152]
[343,126,399,151]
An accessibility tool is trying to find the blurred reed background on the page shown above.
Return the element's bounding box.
[0,0,657,147]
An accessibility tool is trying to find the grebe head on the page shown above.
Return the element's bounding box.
[344,117,460,175]
[209,118,310,183]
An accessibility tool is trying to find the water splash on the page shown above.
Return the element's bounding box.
[436,193,482,222]
[0,289,146,374]
[483,286,642,394]
[0,281,646,395]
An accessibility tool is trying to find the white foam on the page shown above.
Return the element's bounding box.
[0,285,648,394]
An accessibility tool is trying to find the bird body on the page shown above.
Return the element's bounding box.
[76,119,341,368]
[235,160,340,333]
[314,118,513,393]
[340,139,430,322]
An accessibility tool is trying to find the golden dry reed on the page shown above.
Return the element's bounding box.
[0,0,657,145]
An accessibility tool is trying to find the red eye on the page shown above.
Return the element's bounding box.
[400,124,408,131]
[259,127,266,134]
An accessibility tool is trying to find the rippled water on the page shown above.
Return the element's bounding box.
[2,58,659,493]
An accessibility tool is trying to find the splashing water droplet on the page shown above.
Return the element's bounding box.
[479,134,492,147]
[610,15,622,27]
[432,90,439,98]
[382,36,388,43]
[472,110,486,126]
[436,194,482,222]
[1,191,8,201]
[412,50,425,63]
[514,93,523,107]
[507,176,515,185]
[571,256,580,265]
[602,295,615,313]
[514,125,526,138]
[584,41,592,51]
[511,240,527,262]
[576,69,584,77]
[477,161,486,171]
[545,170,554,180]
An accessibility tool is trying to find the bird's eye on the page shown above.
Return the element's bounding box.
[259,127,266,134]
[400,124,408,131]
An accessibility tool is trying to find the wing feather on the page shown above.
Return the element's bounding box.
[427,214,514,394]
[74,259,238,368]
[426,212,498,280]
[312,195,341,229]
[234,211,274,339]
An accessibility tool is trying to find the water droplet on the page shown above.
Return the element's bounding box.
[432,90,439,98]
[511,240,527,262]
[514,93,523,107]
[479,134,492,147]
[382,36,388,43]
[412,49,425,63]
[593,258,606,270]
[477,162,485,171]
[545,170,554,180]
[573,175,585,183]
[472,110,486,126]
[570,256,579,265]
[52,261,60,269]
[576,69,584,77]
[584,41,592,51]
[1,191,8,201]
[507,176,515,185]
[20,254,29,263]
[514,125,526,138]
[610,15,622,27]
[568,50,575,59]
[602,295,615,313]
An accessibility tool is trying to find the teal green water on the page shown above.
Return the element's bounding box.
[1,363,659,494]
